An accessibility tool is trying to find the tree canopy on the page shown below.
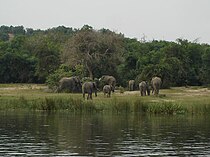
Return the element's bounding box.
[0,25,210,88]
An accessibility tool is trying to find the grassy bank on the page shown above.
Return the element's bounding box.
[0,84,210,114]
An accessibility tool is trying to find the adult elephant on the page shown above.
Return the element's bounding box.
[128,80,135,91]
[82,82,97,100]
[151,77,162,95]
[57,76,82,93]
[99,75,116,92]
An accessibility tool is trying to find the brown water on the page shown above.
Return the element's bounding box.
[0,111,210,156]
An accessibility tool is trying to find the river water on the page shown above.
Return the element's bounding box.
[0,111,209,156]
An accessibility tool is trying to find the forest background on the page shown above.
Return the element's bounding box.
[0,25,210,89]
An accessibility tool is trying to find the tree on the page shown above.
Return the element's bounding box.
[62,26,124,79]
[25,34,60,83]
[201,48,210,84]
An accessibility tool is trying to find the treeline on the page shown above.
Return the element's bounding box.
[0,25,210,88]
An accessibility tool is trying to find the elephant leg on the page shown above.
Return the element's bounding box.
[152,87,154,94]
[147,89,150,96]
[83,93,85,99]
[90,93,92,100]
[154,89,157,95]
[140,91,143,96]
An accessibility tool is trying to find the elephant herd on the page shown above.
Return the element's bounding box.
[56,75,116,100]
[56,75,161,100]
[129,77,162,96]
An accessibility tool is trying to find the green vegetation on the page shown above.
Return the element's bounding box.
[1,25,210,88]
[1,25,210,114]
[0,84,210,115]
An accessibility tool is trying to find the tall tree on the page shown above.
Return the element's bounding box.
[62,26,124,79]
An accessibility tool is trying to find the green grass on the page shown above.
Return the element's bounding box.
[0,84,210,114]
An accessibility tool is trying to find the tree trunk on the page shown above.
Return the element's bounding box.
[86,62,93,80]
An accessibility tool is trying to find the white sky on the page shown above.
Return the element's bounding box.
[0,0,210,43]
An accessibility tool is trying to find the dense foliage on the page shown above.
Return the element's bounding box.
[0,25,210,87]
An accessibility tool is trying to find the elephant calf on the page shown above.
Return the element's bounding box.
[82,82,97,100]
[103,85,112,97]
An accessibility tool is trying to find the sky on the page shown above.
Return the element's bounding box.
[0,0,210,43]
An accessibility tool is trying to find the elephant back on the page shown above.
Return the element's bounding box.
[103,85,111,93]
[151,77,162,86]
[129,80,135,84]
[82,82,97,93]
[139,81,146,89]
[58,76,81,93]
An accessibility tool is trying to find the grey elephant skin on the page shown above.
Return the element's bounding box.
[151,77,162,95]
[99,75,116,92]
[139,81,147,96]
[57,76,81,93]
[103,85,112,97]
[128,80,135,91]
[82,82,97,100]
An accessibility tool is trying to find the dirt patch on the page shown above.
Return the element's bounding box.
[116,87,210,98]
[182,88,210,97]
[0,85,47,90]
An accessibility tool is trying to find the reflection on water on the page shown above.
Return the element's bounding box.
[0,111,210,156]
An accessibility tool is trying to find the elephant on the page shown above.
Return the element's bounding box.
[57,76,82,93]
[139,81,147,96]
[82,82,97,100]
[128,80,135,91]
[103,85,112,97]
[99,75,116,92]
[139,81,150,96]
[151,77,162,95]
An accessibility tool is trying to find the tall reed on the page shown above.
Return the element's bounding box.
[0,94,209,115]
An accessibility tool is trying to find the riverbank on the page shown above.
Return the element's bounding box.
[0,84,210,114]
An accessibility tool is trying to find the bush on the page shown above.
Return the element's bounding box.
[46,64,73,89]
